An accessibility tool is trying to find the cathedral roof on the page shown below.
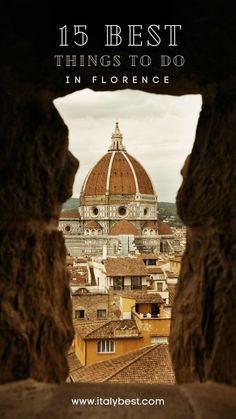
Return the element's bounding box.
[142,221,158,230]
[110,220,139,236]
[60,211,80,219]
[84,220,102,229]
[158,221,173,235]
[81,123,155,197]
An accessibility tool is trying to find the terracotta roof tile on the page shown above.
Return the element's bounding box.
[75,320,108,338]
[109,152,136,195]
[76,319,141,340]
[71,344,175,384]
[84,220,102,229]
[138,253,159,260]
[70,272,86,285]
[82,151,155,197]
[60,212,80,219]
[142,221,158,230]
[83,154,112,196]
[122,292,163,304]
[88,320,140,339]
[104,257,148,277]
[67,352,82,373]
[71,346,150,382]
[110,220,139,235]
[126,153,154,195]
[147,267,164,274]
[158,221,173,235]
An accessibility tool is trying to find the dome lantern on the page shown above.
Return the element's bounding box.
[108,121,126,152]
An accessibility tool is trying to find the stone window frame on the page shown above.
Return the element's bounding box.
[64,224,72,233]
[118,206,127,217]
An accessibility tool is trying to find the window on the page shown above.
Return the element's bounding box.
[113,277,124,290]
[92,207,99,216]
[157,282,163,291]
[97,340,115,353]
[146,259,156,266]
[75,309,85,319]
[97,309,106,319]
[118,206,126,216]
[131,276,142,290]
[65,225,71,232]
[151,336,168,344]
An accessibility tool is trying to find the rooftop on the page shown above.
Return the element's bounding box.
[67,352,82,373]
[70,273,86,285]
[158,221,173,235]
[142,221,158,230]
[84,220,102,229]
[104,257,148,277]
[147,267,164,274]
[122,292,164,304]
[75,319,141,340]
[138,253,159,260]
[110,220,139,235]
[60,211,80,219]
[70,344,175,384]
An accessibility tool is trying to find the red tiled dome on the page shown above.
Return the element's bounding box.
[84,220,102,230]
[142,221,158,230]
[110,220,139,235]
[158,221,172,235]
[81,123,155,197]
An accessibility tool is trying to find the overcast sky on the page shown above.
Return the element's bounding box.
[54,89,201,202]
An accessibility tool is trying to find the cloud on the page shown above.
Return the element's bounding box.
[54,89,201,202]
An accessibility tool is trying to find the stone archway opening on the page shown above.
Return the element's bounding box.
[54,88,202,383]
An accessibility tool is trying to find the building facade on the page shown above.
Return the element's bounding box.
[59,123,174,256]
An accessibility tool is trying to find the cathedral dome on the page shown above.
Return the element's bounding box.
[110,220,139,235]
[81,123,155,197]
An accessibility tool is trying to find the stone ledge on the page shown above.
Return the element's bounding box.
[0,379,236,419]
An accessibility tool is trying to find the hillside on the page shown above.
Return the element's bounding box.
[62,197,79,212]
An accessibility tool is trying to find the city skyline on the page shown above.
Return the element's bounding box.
[55,89,201,202]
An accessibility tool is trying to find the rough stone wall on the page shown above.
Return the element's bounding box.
[72,294,110,321]
[0,3,236,387]
[169,84,236,386]
[0,92,79,383]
